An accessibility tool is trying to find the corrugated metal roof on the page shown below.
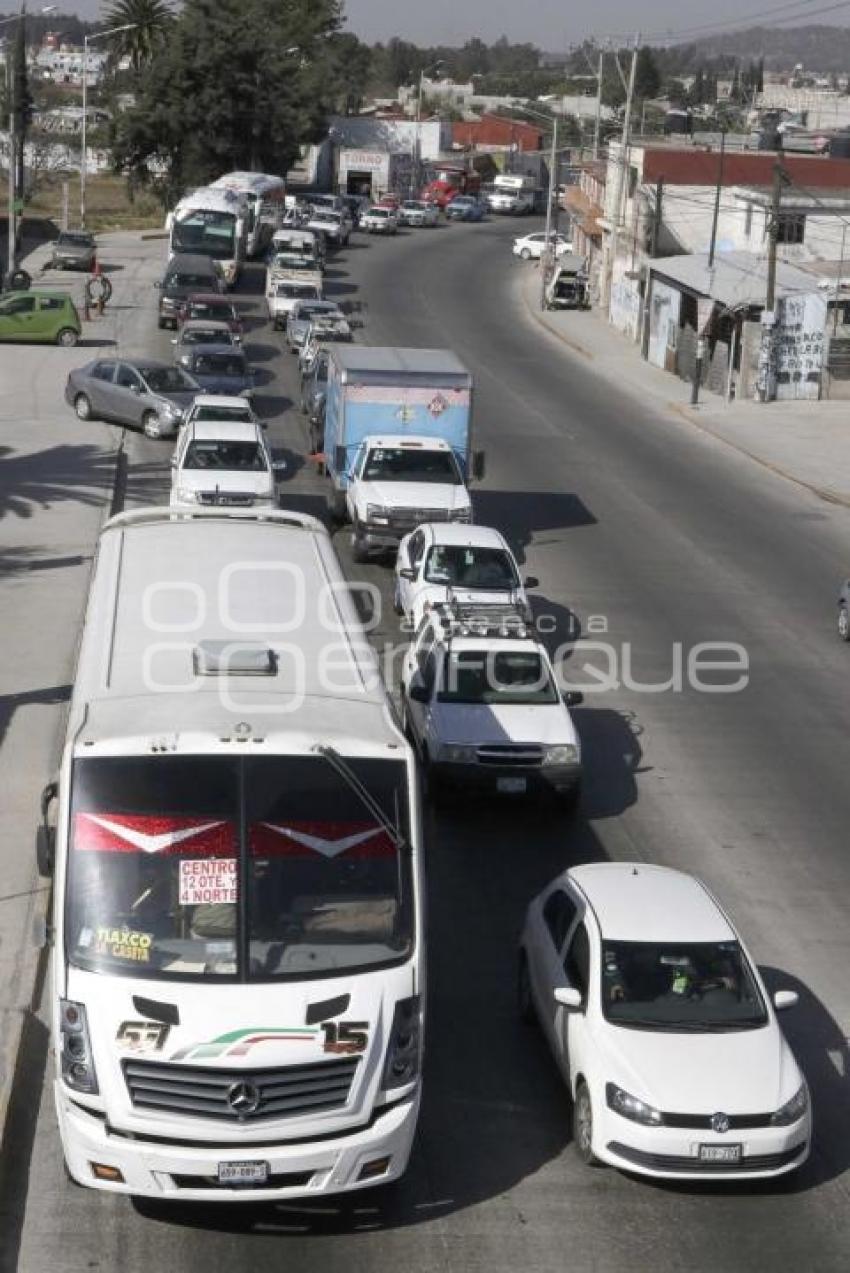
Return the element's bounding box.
[650,251,817,308]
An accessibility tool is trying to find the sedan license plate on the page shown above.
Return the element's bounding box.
[698,1143,742,1163]
[218,1160,269,1185]
[497,776,527,794]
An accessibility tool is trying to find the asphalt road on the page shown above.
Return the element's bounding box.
[4,218,850,1273]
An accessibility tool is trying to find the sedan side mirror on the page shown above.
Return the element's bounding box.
[524,575,539,589]
[408,684,430,704]
[773,989,799,1011]
[554,986,582,1011]
[399,567,416,581]
[36,781,57,878]
[563,690,584,707]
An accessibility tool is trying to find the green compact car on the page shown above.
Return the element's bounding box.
[0,290,81,346]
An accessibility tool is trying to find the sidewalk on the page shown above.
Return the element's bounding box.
[518,265,850,508]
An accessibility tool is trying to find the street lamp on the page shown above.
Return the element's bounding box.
[414,59,443,196]
[3,4,57,280]
[515,103,563,311]
[80,22,136,228]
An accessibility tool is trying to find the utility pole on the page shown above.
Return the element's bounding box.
[605,36,639,315]
[540,113,558,311]
[7,32,15,280]
[708,129,726,269]
[765,155,785,314]
[641,179,663,359]
[593,49,603,159]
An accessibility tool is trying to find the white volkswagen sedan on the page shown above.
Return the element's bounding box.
[518,863,811,1180]
[512,231,571,261]
[393,522,537,629]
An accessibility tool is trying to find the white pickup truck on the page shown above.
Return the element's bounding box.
[487,174,537,215]
[345,435,472,562]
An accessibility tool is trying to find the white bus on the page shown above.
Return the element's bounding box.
[166,186,248,286]
[37,507,424,1203]
[211,171,287,258]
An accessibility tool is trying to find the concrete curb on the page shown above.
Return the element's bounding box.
[0,430,127,1163]
[519,269,850,512]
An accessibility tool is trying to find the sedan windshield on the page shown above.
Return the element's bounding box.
[58,233,93,247]
[183,440,266,471]
[191,406,253,423]
[193,353,247,377]
[67,756,413,982]
[438,650,558,705]
[142,366,197,393]
[600,941,768,1031]
[187,302,234,322]
[424,545,518,589]
[182,328,233,346]
[363,447,462,484]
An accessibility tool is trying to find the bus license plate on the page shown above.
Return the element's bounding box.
[497,777,527,794]
[218,1160,269,1185]
[698,1144,741,1163]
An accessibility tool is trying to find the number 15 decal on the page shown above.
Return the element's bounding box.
[321,1021,369,1055]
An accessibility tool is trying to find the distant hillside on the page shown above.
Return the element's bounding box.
[687,24,850,73]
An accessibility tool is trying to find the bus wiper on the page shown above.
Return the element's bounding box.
[312,744,408,852]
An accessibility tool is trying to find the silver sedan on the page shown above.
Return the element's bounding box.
[64,358,200,438]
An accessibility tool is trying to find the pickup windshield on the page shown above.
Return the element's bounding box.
[181,328,233,346]
[67,756,413,982]
[363,447,462,484]
[437,650,558,705]
[183,440,266,471]
[600,940,768,1031]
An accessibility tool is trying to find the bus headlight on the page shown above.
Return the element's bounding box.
[60,999,99,1094]
[381,996,421,1091]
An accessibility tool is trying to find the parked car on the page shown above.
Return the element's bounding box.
[179,345,255,398]
[400,602,583,803]
[0,290,81,346]
[176,292,243,339]
[172,319,238,367]
[512,231,571,261]
[181,393,259,428]
[50,230,96,271]
[155,253,224,329]
[360,206,399,235]
[170,419,281,509]
[285,300,350,353]
[445,196,486,222]
[394,523,536,629]
[518,863,811,1179]
[398,200,439,227]
[377,193,401,210]
[65,358,200,437]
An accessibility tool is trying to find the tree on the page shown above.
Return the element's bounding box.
[102,0,174,74]
[12,13,33,199]
[634,46,661,102]
[111,0,344,203]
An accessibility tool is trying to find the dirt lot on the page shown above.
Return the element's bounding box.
[0,173,164,236]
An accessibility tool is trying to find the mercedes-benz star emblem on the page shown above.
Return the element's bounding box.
[711,1111,730,1134]
[227,1081,261,1116]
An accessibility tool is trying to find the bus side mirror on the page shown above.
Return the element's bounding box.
[472,450,486,481]
[36,780,58,878]
[335,446,347,474]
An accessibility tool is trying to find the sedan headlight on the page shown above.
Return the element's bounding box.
[771,1084,808,1126]
[544,743,580,766]
[381,996,422,1091]
[366,503,389,522]
[439,743,477,764]
[606,1082,663,1126]
[159,401,181,420]
[60,999,99,1094]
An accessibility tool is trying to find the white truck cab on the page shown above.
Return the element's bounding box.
[345,435,472,563]
[37,508,425,1202]
[400,600,583,806]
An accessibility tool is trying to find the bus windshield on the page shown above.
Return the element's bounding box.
[66,756,413,982]
[172,210,237,260]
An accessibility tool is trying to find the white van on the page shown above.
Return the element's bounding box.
[37,507,424,1202]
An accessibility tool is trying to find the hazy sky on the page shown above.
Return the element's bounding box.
[50,2,849,49]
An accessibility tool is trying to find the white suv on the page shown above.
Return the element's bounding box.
[170,419,281,508]
[394,522,537,629]
[400,603,582,805]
